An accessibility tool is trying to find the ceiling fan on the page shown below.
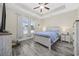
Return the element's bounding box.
[33,3,50,12]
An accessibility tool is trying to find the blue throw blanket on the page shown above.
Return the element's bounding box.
[34,31,59,43]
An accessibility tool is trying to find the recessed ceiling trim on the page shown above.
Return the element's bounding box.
[4,3,79,19]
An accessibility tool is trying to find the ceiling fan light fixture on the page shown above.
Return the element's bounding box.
[40,6,44,9]
[33,3,50,13]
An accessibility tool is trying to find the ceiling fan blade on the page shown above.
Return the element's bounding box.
[40,9,42,12]
[39,3,43,5]
[44,7,50,10]
[33,6,40,9]
[44,3,48,5]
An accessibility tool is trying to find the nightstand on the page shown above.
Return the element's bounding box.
[61,33,71,42]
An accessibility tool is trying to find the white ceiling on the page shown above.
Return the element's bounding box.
[1,3,79,19]
[16,3,65,15]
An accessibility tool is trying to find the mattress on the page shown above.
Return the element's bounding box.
[34,31,59,43]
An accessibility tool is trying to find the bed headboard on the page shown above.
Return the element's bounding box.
[46,26,61,34]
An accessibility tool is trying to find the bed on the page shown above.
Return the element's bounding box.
[33,27,61,51]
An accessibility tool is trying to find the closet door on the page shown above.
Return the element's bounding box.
[74,20,79,56]
[76,21,79,55]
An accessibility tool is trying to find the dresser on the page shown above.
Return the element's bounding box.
[0,32,12,56]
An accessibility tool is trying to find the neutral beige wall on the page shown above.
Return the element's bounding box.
[5,7,41,41]
[0,4,78,40]
[0,5,41,41]
[6,9,18,41]
[5,9,78,36]
[77,8,79,18]
[39,10,78,33]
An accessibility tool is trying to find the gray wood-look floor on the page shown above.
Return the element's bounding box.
[12,39,74,56]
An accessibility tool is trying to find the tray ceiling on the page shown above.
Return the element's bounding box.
[16,3,65,15]
[0,3,79,18]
